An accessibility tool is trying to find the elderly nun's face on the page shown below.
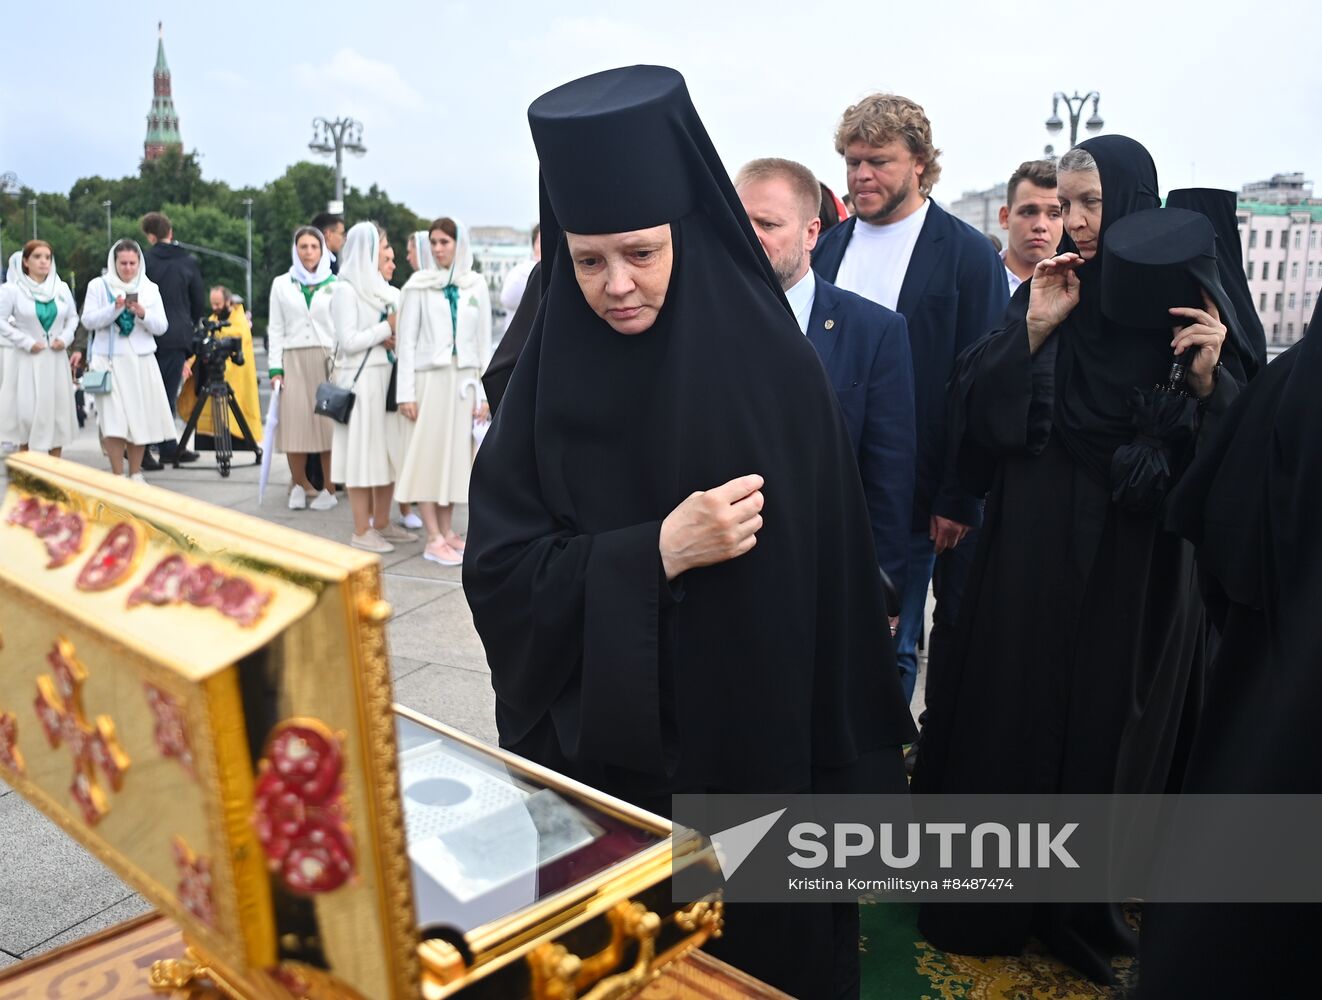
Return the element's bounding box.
[1057,170,1103,261]
[296,233,323,272]
[565,225,673,335]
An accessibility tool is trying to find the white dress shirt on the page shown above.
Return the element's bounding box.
[784,269,816,335]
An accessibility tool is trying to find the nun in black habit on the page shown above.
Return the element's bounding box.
[911,135,1251,983]
[1138,299,1322,997]
[462,66,915,997]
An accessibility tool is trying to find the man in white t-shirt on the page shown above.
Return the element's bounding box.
[813,93,1009,720]
[999,159,1062,295]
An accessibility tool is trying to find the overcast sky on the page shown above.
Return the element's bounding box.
[5,1,1320,228]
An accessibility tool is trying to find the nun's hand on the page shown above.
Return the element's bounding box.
[659,474,764,581]
[399,402,418,421]
[29,341,46,354]
[1026,252,1084,353]
[1170,289,1226,399]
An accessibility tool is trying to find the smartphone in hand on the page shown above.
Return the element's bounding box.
[125,292,139,305]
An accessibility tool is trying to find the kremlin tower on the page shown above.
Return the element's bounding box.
[143,23,183,161]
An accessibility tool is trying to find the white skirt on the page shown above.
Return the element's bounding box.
[91,350,177,445]
[0,345,78,451]
[395,365,477,505]
[330,364,406,488]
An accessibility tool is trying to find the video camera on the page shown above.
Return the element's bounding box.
[192,309,244,380]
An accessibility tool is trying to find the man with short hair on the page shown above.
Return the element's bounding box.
[142,210,206,466]
[311,212,346,274]
[812,94,1009,710]
[737,157,916,622]
[999,159,1062,294]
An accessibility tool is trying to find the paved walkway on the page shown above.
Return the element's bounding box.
[0,364,929,970]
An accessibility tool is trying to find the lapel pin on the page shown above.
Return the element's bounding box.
[824,319,834,330]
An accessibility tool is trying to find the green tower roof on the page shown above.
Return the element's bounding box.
[145,23,182,156]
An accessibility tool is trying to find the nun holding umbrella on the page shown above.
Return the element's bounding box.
[913,135,1259,983]
[462,66,915,997]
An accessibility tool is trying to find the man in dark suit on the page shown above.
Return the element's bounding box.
[811,95,1008,712]
[737,158,916,622]
[141,211,206,468]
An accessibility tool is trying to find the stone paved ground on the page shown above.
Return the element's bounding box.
[0,357,928,969]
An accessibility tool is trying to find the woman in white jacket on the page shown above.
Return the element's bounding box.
[396,218,491,566]
[0,240,78,455]
[80,240,175,481]
[329,222,416,553]
[268,226,337,510]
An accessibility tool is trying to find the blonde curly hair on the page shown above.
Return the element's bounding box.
[833,93,942,196]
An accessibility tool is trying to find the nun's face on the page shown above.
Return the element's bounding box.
[379,244,396,281]
[431,230,457,269]
[406,240,419,269]
[566,225,673,335]
[1057,170,1104,260]
[296,233,323,272]
[115,250,139,283]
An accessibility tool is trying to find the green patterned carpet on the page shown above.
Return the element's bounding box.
[860,901,1137,1000]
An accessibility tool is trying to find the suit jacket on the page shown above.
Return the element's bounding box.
[805,274,916,596]
[813,200,1009,530]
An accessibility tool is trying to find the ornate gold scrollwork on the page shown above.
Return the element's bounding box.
[530,900,667,1000]
[148,949,213,991]
[673,897,724,940]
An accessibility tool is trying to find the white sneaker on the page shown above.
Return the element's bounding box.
[130,472,147,485]
[309,490,338,511]
[399,512,424,530]
[351,529,394,553]
[288,484,307,510]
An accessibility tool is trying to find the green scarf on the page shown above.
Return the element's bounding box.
[443,284,460,358]
[35,299,57,334]
[299,274,335,308]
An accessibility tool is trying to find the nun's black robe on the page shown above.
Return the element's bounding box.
[913,135,1248,984]
[1139,301,1322,997]
[464,66,916,999]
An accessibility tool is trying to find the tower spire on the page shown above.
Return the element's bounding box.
[144,23,182,162]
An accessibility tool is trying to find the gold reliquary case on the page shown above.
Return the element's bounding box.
[0,454,721,999]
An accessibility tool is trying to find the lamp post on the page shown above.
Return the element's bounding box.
[308,117,366,214]
[103,200,113,248]
[29,198,37,239]
[1045,91,1104,154]
[242,198,254,313]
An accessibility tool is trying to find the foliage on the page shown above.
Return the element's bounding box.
[0,152,428,332]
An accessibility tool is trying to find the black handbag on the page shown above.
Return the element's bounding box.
[385,361,399,412]
[315,351,370,425]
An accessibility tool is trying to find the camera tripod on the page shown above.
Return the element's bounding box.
[176,370,262,478]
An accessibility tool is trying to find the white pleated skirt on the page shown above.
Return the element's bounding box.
[330,364,406,488]
[91,350,178,445]
[395,365,477,505]
[0,344,77,451]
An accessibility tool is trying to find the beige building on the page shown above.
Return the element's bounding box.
[1238,197,1322,349]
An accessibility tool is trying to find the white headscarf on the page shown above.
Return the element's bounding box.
[103,240,152,297]
[289,226,332,286]
[10,245,64,303]
[402,220,480,291]
[337,221,397,313]
[5,251,22,285]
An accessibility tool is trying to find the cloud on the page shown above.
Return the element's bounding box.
[294,48,426,124]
